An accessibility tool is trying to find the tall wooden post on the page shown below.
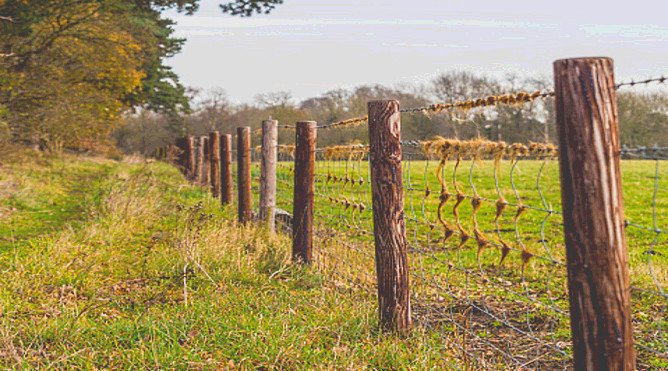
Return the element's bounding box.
[368,100,411,333]
[292,121,316,263]
[209,131,221,198]
[185,135,196,181]
[554,57,634,370]
[221,134,233,205]
[260,120,278,231]
[195,137,204,185]
[202,136,210,186]
[237,127,252,224]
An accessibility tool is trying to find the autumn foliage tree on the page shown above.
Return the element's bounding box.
[0,0,197,151]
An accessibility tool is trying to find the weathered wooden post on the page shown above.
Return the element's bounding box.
[174,137,187,174]
[292,121,316,263]
[195,137,204,185]
[168,143,177,164]
[237,127,252,224]
[221,134,233,205]
[554,57,635,370]
[368,100,411,334]
[209,131,221,198]
[260,120,278,231]
[202,136,210,186]
[185,135,196,181]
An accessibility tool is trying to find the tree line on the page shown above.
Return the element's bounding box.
[115,72,668,154]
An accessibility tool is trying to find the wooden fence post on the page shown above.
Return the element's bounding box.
[292,121,316,263]
[368,100,411,334]
[554,57,635,370]
[221,134,233,205]
[168,143,177,164]
[237,127,252,224]
[195,137,204,185]
[209,131,221,198]
[175,137,187,174]
[185,135,195,181]
[260,120,278,232]
[202,136,210,186]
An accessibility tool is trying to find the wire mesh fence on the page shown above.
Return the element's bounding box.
[270,80,665,369]
[164,67,667,370]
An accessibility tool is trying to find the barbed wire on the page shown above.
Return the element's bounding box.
[249,75,665,134]
[229,71,667,368]
[401,90,555,114]
[615,75,667,90]
[316,116,369,130]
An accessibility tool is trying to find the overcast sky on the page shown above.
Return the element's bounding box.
[166,0,668,103]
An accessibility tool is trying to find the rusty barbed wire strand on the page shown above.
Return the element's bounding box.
[316,116,369,130]
[401,90,555,114]
[251,75,664,135]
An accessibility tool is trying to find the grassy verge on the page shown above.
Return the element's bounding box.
[0,151,448,370]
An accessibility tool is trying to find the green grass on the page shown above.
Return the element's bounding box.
[0,151,453,370]
[1,150,665,369]
[274,155,667,369]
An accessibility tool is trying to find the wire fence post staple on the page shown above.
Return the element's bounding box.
[554,57,635,370]
[221,134,233,205]
[260,120,278,232]
[209,131,221,198]
[237,126,252,224]
[368,100,411,334]
[292,121,316,263]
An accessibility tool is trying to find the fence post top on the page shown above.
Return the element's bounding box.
[209,130,219,135]
[368,99,399,106]
[237,126,250,134]
[553,56,613,65]
[262,119,278,124]
[296,121,317,128]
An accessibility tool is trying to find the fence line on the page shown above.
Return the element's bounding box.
[159,57,666,370]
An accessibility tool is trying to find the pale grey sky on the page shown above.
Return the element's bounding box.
[166,0,668,103]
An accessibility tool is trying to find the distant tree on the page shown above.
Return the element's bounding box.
[220,0,283,17]
[618,92,668,147]
[255,91,293,109]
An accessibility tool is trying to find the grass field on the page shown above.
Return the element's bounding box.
[273,152,667,369]
[0,150,453,369]
[1,149,665,369]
